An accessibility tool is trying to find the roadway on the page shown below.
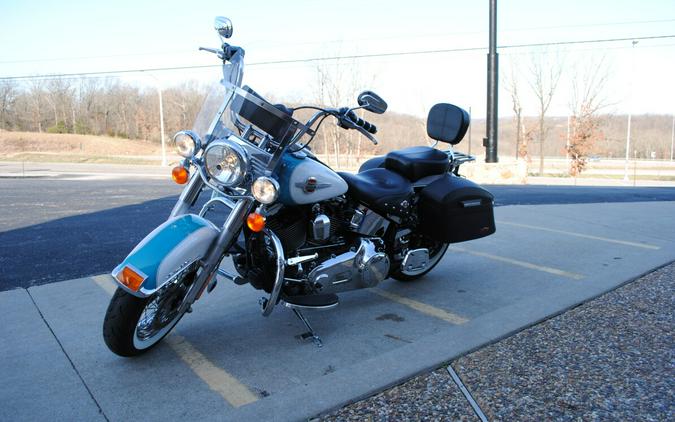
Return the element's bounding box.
[1,177,674,290]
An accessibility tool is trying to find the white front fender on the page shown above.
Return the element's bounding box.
[111,214,219,297]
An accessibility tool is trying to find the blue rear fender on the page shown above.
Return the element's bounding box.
[111,214,220,297]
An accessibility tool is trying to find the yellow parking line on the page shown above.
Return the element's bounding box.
[497,220,660,250]
[166,335,258,408]
[450,246,584,280]
[371,288,469,325]
[93,274,258,408]
[92,274,117,295]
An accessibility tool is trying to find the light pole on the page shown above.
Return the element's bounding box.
[468,105,472,155]
[147,73,167,166]
[158,86,167,166]
[623,40,638,181]
[566,114,571,169]
[670,114,674,161]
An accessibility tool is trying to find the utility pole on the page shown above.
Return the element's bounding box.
[484,0,499,163]
[623,40,638,181]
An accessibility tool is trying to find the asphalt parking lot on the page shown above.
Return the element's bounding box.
[2,196,674,421]
[2,174,675,290]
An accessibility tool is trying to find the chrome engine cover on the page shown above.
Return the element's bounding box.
[308,238,389,294]
[311,213,331,241]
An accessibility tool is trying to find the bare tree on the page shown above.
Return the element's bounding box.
[26,79,47,132]
[528,50,564,175]
[567,56,610,176]
[313,53,373,168]
[45,78,74,132]
[505,63,525,160]
[315,61,354,167]
[0,80,17,130]
[522,123,535,163]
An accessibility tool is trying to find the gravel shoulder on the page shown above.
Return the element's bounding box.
[320,262,675,421]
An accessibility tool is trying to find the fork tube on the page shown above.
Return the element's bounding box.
[181,198,254,308]
[170,172,205,218]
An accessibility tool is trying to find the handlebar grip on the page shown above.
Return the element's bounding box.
[362,121,377,134]
[339,109,377,134]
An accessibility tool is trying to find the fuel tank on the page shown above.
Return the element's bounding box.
[276,152,348,205]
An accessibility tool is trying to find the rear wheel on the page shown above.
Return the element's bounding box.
[390,236,448,282]
[103,268,196,357]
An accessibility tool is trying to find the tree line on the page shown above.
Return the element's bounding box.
[0,78,206,141]
[0,72,428,164]
[2,53,673,172]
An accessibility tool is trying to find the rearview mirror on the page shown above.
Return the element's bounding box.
[214,16,233,39]
[357,91,387,114]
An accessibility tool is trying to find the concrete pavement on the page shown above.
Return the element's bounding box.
[1,201,674,421]
[321,261,675,420]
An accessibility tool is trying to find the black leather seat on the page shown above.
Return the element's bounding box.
[339,168,413,216]
[384,146,449,181]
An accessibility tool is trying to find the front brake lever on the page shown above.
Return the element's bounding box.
[337,111,378,145]
[357,125,378,145]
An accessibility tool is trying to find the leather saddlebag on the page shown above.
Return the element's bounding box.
[417,174,495,243]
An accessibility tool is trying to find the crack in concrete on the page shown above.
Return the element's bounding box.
[25,288,110,422]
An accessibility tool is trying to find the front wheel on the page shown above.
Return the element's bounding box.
[390,237,449,282]
[103,269,195,357]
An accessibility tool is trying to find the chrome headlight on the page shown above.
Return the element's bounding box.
[252,176,279,204]
[203,141,248,187]
[173,130,201,158]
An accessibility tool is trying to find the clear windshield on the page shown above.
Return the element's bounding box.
[191,48,302,146]
[191,48,245,141]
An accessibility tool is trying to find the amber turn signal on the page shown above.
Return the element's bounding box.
[172,166,189,184]
[246,212,266,232]
[117,266,145,292]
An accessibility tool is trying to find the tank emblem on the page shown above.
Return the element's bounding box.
[296,177,331,193]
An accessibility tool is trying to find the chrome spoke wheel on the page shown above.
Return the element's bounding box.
[132,265,196,349]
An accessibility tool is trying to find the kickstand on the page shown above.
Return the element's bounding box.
[292,308,323,348]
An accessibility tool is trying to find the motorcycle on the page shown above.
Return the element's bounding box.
[103,17,496,356]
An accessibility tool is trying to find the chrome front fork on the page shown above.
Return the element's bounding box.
[171,173,286,316]
[170,172,205,218]
[180,197,253,311]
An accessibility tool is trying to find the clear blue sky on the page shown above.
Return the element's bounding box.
[1,0,674,117]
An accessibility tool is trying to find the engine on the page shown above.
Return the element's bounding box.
[264,200,350,250]
[245,199,390,296]
[307,238,389,294]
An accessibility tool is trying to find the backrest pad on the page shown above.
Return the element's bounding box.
[426,103,470,145]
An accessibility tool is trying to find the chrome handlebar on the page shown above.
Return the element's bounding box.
[199,46,225,60]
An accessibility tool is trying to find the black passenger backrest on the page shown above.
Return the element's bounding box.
[426,103,470,145]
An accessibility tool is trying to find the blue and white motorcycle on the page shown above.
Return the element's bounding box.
[103,17,495,356]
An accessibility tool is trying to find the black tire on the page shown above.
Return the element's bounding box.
[390,242,449,282]
[103,266,197,357]
[103,286,189,357]
[103,288,155,357]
